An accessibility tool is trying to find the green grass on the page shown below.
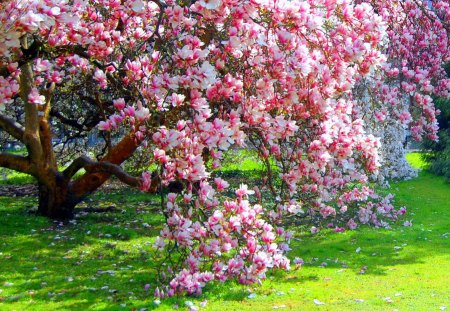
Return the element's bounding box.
[0,167,86,185]
[220,149,263,172]
[405,152,429,170]
[0,154,449,310]
[0,169,35,185]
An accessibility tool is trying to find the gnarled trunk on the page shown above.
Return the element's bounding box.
[37,179,79,219]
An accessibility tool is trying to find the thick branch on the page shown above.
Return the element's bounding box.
[64,155,140,187]
[0,152,32,174]
[0,114,25,141]
[20,37,44,164]
[70,132,141,199]
[63,155,90,180]
[38,82,57,170]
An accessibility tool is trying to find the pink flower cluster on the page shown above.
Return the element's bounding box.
[153,187,291,297]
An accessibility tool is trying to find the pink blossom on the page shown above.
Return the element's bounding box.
[140,171,152,191]
[93,69,107,89]
[347,219,358,230]
[113,98,126,110]
[403,220,413,227]
[198,0,222,10]
[214,178,229,191]
[236,184,255,198]
[320,206,336,218]
[98,121,112,131]
[28,88,45,105]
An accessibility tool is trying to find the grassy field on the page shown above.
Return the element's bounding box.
[0,153,449,310]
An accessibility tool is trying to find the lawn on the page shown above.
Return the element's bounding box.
[0,153,449,310]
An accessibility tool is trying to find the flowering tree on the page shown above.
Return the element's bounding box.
[355,0,450,182]
[0,0,449,296]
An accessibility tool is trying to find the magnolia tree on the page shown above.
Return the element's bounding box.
[355,0,450,182]
[0,0,449,296]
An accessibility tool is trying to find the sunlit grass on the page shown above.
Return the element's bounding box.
[0,153,449,310]
[405,152,429,170]
[0,169,34,185]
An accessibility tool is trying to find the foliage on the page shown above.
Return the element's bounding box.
[0,0,449,295]
[422,63,450,179]
[405,152,429,170]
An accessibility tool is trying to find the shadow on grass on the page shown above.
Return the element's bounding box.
[0,195,167,310]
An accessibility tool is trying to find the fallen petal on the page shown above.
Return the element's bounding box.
[314,299,325,305]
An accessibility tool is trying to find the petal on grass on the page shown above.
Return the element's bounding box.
[313,299,325,305]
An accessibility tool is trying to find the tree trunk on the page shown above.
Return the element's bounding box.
[37,180,79,219]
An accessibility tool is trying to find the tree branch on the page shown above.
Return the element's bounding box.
[64,155,140,187]
[70,131,141,199]
[50,108,84,130]
[62,155,91,180]
[0,152,32,174]
[20,37,44,165]
[0,114,25,141]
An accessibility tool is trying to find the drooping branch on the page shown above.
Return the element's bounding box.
[50,107,104,133]
[0,152,32,174]
[0,114,25,141]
